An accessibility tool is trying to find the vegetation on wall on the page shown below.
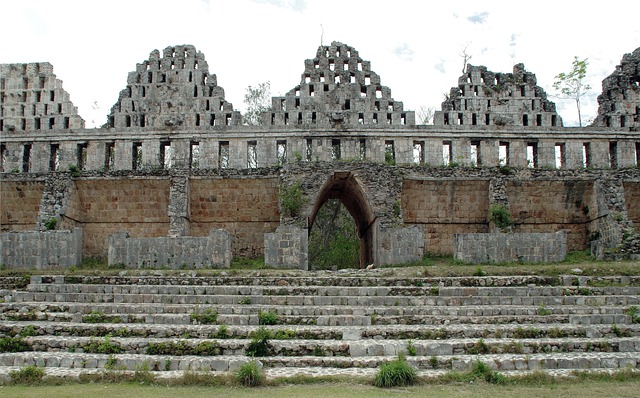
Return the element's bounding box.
[280,181,304,217]
[489,204,512,230]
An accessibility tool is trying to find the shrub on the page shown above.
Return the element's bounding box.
[216,324,229,339]
[374,353,417,388]
[190,308,218,325]
[280,182,304,217]
[258,310,279,325]
[82,311,121,324]
[236,360,265,387]
[467,339,490,355]
[470,360,507,384]
[9,365,45,384]
[19,325,37,337]
[246,326,272,357]
[0,336,31,353]
[43,218,57,230]
[406,340,417,356]
[489,204,512,229]
[82,336,123,354]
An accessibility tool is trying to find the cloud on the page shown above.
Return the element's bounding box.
[467,12,488,24]
[251,0,307,12]
[393,43,414,62]
[434,59,446,74]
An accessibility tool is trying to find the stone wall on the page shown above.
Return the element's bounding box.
[65,178,171,257]
[401,179,490,254]
[0,228,82,268]
[0,180,45,231]
[453,231,567,264]
[624,181,640,226]
[189,177,280,257]
[506,180,597,251]
[108,229,231,268]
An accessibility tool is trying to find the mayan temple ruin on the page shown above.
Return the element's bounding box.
[0,42,639,384]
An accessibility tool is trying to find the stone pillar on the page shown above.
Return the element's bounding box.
[591,141,610,168]
[30,142,50,173]
[481,140,498,167]
[375,225,423,266]
[264,226,308,270]
[114,140,132,171]
[538,140,556,169]
[565,141,584,169]
[618,141,637,168]
[142,139,159,169]
[509,141,527,168]
[168,170,189,237]
[86,141,106,171]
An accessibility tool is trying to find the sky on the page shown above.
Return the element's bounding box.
[1,0,639,127]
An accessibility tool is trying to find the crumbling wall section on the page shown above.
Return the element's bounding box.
[106,45,240,130]
[0,62,84,133]
[454,231,566,264]
[434,64,562,127]
[593,47,640,129]
[108,229,231,268]
[0,228,83,268]
[263,41,415,127]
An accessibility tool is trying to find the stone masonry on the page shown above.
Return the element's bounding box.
[1,43,639,267]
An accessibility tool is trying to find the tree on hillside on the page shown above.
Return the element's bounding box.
[242,81,271,125]
[553,57,591,127]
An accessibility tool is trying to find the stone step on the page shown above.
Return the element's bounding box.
[3,321,639,341]
[24,282,640,298]
[8,291,639,307]
[30,274,640,288]
[0,351,637,373]
[2,301,632,318]
[2,308,633,326]
[19,335,640,357]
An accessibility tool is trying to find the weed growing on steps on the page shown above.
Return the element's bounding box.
[236,360,265,387]
[374,353,417,388]
[9,365,45,385]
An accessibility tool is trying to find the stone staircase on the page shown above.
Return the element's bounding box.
[1,273,639,382]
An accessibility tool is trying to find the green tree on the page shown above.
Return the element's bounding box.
[242,81,271,125]
[309,199,359,270]
[553,57,591,127]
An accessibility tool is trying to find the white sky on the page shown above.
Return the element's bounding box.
[1,0,639,127]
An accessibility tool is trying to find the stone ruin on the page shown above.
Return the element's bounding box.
[263,41,415,127]
[107,44,240,130]
[593,47,640,129]
[434,63,562,128]
[0,62,85,133]
[0,43,639,269]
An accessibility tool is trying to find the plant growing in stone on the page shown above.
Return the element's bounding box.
[245,326,272,357]
[43,217,57,230]
[258,310,279,325]
[190,308,218,324]
[280,181,304,217]
[553,57,591,127]
[374,353,417,388]
[236,360,265,387]
[9,365,45,384]
[489,204,512,230]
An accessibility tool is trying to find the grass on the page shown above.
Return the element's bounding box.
[3,378,640,398]
[2,252,639,279]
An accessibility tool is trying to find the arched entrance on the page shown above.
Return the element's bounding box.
[308,171,376,268]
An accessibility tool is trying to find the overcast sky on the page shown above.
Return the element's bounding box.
[1,0,639,127]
